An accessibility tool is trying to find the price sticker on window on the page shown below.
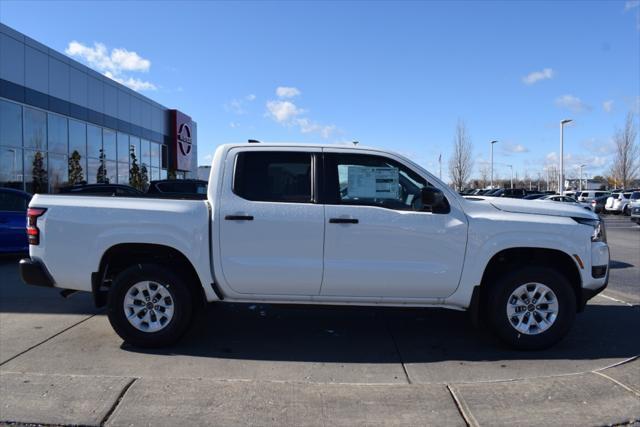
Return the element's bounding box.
[347,166,399,199]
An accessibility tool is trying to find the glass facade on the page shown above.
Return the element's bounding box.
[0,98,168,193]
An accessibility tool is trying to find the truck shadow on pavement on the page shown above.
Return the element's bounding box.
[609,260,634,269]
[125,301,640,364]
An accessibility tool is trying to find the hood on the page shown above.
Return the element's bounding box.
[466,196,597,219]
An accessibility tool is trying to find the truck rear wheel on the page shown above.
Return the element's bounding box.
[487,267,576,350]
[107,264,193,348]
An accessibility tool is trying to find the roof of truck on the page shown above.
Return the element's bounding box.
[219,142,380,150]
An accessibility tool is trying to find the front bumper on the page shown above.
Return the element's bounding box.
[580,268,609,310]
[19,258,55,288]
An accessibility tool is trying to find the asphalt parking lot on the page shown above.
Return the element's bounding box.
[0,215,639,426]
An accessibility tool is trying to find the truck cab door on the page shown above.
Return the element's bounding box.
[218,147,324,296]
[320,151,468,299]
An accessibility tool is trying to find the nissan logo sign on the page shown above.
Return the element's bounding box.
[178,122,192,156]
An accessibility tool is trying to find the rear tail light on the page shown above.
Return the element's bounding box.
[27,207,47,245]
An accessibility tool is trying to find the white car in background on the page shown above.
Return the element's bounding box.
[605,192,638,215]
[576,191,610,203]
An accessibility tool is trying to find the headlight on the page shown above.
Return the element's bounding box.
[573,217,606,242]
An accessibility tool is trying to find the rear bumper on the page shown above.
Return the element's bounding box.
[19,258,54,287]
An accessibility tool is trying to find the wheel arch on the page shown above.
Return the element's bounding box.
[477,247,583,321]
[92,243,207,309]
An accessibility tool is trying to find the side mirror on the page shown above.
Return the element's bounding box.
[420,187,450,214]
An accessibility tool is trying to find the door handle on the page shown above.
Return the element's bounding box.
[225,215,254,221]
[329,218,359,224]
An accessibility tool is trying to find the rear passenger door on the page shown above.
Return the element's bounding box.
[218,147,325,295]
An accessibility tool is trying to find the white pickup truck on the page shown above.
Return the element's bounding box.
[20,143,610,350]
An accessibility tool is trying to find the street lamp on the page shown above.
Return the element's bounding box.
[578,164,586,191]
[507,164,513,189]
[559,119,572,194]
[490,140,498,188]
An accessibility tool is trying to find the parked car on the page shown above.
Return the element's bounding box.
[523,193,545,200]
[629,201,640,225]
[484,188,504,196]
[20,143,609,351]
[604,192,636,215]
[576,191,610,203]
[146,179,208,200]
[0,188,31,254]
[500,188,528,198]
[538,195,592,211]
[58,184,144,197]
[589,195,610,214]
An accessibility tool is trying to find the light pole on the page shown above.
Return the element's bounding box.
[507,164,513,189]
[578,164,586,191]
[490,140,498,188]
[559,119,572,194]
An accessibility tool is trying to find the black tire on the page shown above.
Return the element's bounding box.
[107,263,193,348]
[623,206,630,216]
[487,266,576,350]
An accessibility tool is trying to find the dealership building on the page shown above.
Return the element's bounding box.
[0,22,197,194]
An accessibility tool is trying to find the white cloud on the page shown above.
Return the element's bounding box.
[265,88,337,138]
[295,118,336,138]
[501,141,529,154]
[65,40,155,91]
[555,94,591,112]
[276,86,301,98]
[103,72,156,91]
[266,100,304,123]
[603,100,614,113]
[225,94,256,115]
[229,122,239,128]
[625,0,639,11]
[522,68,554,85]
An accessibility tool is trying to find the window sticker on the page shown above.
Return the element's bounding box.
[347,166,399,199]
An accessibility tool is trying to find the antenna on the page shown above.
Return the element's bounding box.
[248,139,260,143]
[352,141,359,146]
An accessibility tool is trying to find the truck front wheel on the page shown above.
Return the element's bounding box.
[107,264,193,348]
[488,267,576,350]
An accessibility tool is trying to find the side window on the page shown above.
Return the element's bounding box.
[326,153,432,211]
[0,193,29,211]
[233,151,312,203]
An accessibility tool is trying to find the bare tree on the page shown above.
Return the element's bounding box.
[609,112,639,188]
[478,165,490,188]
[448,120,474,191]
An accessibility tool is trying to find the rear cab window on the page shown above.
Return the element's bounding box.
[233,151,313,203]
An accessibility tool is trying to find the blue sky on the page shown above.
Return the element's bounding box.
[1,0,638,182]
